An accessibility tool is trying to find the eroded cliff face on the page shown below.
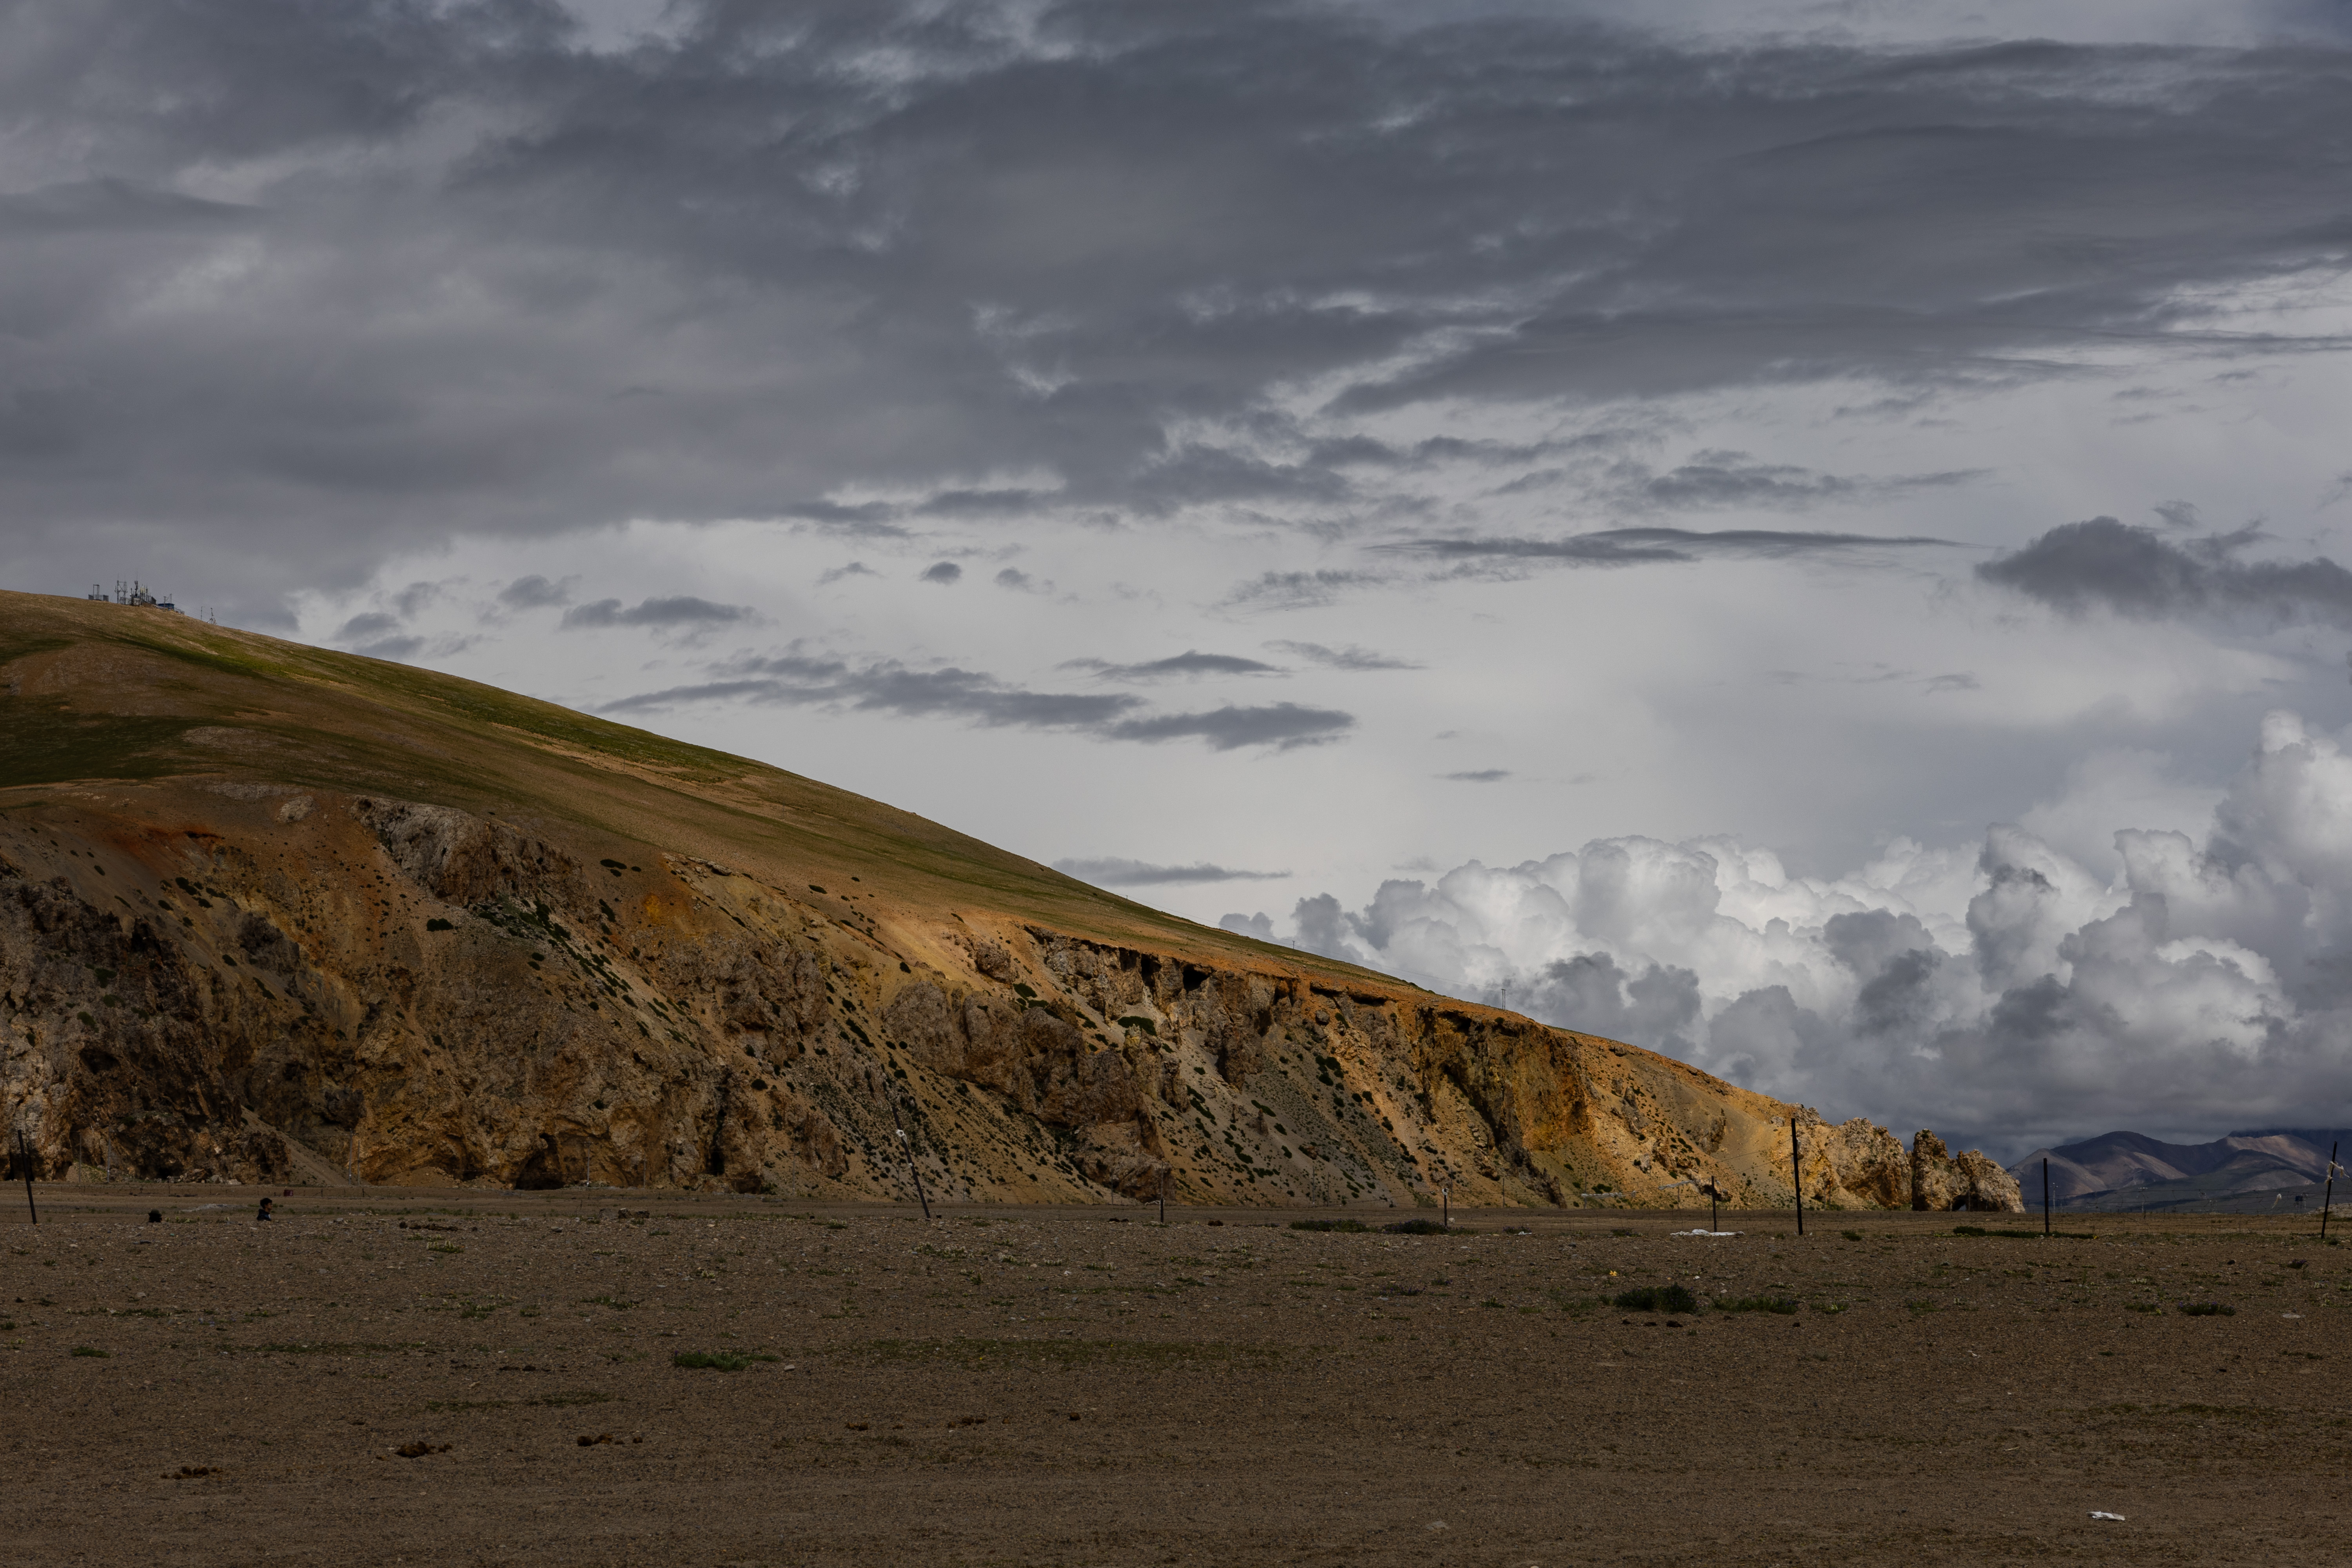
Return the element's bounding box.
[0,781,2015,1210]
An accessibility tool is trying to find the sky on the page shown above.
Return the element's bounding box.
[9,0,2352,1158]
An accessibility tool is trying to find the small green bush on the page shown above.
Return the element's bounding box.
[1955,1224,2094,1240]
[71,1345,108,1357]
[1715,1295,1798,1315]
[1290,1219,1369,1233]
[425,918,454,932]
[1613,1284,1699,1314]
[1383,1218,1447,1235]
[2179,1302,2236,1317]
[672,1350,780,1371]
[1841,1230,1862,1241]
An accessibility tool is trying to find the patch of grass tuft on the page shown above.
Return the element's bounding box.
[1289,1218,1369,1233]
[1613,1284,1699,1314]
[672,1350,780,1371]
[2179,1302,2237,1317]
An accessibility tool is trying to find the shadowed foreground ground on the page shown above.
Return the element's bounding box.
[3,1191,2343,1566]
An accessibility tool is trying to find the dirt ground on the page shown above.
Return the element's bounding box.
[2,1188,2345,1566]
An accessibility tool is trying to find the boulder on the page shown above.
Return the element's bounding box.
[1912,1130,2025,1212]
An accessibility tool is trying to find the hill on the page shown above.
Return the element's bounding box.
[0,590,2016,1209]
[2011,1129,2350,1213]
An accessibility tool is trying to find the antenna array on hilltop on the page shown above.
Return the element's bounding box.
[85,580,183,613]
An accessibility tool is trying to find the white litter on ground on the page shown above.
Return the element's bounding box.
[1671,1229,1741,1237]
[2089,1512,2127,1522]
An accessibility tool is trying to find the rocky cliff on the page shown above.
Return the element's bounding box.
[0,592,2017,1211]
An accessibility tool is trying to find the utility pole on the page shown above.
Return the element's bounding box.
[2043,1157,2051,1237]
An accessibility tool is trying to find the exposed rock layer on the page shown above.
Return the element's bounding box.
[0,594,2017,1209]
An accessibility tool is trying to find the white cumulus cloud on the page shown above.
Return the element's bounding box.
[1227,710,2352,1158]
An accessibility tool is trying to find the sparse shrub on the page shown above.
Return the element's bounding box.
[1290,1219,1369,1233]
[1610,1227,1635,1237]
[1841,1230,1862,1242]
[425,918,454,932]
[1383,1218,1447,1235]
[2179,1302,2236,1317]
[2127,1303,2162,1314]
[70,1345,108,1357]
[1613,1284,1699,1314]
[1715,1296,1798,1315]
[672,1349,779,1370]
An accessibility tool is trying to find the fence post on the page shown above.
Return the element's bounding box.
[2324,1142,2339,1240]
[1790,1120,1804,1237]
[15,1129,36,1226]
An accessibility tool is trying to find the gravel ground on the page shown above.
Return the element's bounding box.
[3,1189,2345,1566]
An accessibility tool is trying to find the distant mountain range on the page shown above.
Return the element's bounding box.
[2010,1129,2352,1214]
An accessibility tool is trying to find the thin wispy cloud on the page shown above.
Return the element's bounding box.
[1052,858,1291,887]
[1064,651,1283,681]
[601,654,1355,752]
[1383,528,1961,568]
[560,596,753,630]
[1267,641,1421,671]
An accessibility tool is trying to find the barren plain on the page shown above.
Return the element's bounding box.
[3,1190,2344,1566]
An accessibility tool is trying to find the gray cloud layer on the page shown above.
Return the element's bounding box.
[8,2,2352,611]
[1978,517,2352,626]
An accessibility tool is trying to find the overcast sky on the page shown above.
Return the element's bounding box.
[11,0,2352,1157]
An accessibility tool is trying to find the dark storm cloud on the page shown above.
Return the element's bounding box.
[919,562,964,584]
[1063,651,1282,681]
[1385,527,1958,568]
[9,2,2352,615]
[559,595,753,629]
[1977,517,2352,625]
[603,652,1354,750]
[1051,858,1290,887]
